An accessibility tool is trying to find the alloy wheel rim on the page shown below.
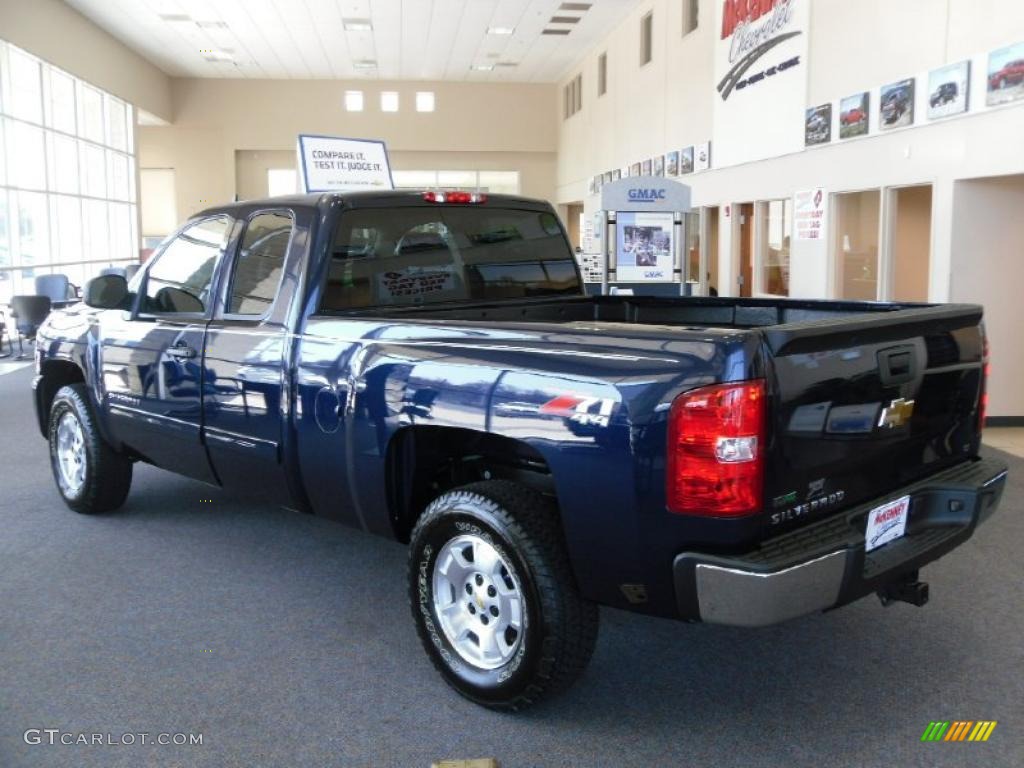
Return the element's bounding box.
[432,533,525,670]
[56,412,87,493]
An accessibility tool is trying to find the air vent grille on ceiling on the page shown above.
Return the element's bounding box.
[542,29,572,35]
[550,16,582,23]
[559,2,592,10]
[157,13,191,22]
[196,21,228,29]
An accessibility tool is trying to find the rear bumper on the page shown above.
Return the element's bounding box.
[673,457,1007,627]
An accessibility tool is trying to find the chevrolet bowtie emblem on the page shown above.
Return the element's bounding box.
[878,398,915,429]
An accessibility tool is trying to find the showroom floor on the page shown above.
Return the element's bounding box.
[1,365,1022,768]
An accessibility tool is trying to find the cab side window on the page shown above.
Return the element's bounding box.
[143,216,231,314]
[227,211,293,316]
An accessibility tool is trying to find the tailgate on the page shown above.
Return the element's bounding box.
[762,304,986,533]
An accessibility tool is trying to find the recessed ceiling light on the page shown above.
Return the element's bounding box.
[486,26,515,35]
[541,29,571,35]
[343,18,373,32]
[354,59,377,69]
[158,13,191,22]
[549,16,581,23]
[471,64,495,72]
[202,49,235,62]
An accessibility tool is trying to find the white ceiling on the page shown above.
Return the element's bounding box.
[64,0,640,83]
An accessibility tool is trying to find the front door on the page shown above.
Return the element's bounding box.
[102,215,232,483]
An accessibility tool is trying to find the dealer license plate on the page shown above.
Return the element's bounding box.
[864,495,910,552]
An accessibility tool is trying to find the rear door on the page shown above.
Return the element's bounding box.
[201,207,307,504]
[102,215,232,483]
[763,310,985,532]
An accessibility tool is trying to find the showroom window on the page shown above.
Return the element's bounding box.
[756,199,792,296]
[683,0,699,36]
[0,38,138,304]
[391,170,520,194]
[640,12,653,66]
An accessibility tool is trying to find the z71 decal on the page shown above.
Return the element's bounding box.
[539,395,616,427]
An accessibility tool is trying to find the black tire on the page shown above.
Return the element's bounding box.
[408,480,598,711]
[48,383,132,514]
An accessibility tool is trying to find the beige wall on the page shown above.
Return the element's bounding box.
[233,149,556,205]
[140,78,558,222]
[0,0,171,120]
[950,175,1024,418]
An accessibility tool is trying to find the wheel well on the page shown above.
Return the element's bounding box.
[386,426,556,543]
[36,360,85,436]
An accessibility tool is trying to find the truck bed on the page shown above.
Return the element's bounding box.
[328,294,982,355]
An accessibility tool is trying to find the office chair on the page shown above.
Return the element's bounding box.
[9,295,52,359]
[35,273,70,304]
[0,310,10,359]
[100,267,127,278]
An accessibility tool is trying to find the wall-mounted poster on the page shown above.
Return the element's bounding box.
[629,162,642,177]
[839,92,869,138]
[641,159,652,175]
[927,60,970,119]
[986,41,1024,107]
[880,78,914,129]
[804,104,831,145]
[665,151,679,176]
[616,212,675,282]
[679,146,694,174]
[695,142,711,171]
[794,188,827,241]
[653,155,665,176]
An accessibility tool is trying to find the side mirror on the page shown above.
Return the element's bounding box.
[84,274,130,310]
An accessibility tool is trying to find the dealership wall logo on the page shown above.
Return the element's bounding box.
[717,0,802,100]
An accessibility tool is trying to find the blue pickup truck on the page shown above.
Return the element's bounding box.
[32,191,1006,710]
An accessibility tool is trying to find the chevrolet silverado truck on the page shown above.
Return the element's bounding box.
[32,190,1007,711]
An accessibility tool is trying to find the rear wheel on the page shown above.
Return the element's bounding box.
[48,384,132,513]
[408,480,598,711]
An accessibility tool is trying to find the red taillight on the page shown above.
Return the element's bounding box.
[666,380,766,517]
[979,335,990,433]
[422,190,487,204]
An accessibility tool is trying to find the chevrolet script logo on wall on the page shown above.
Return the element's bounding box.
[717,0,802,100]
[878,398,915,429]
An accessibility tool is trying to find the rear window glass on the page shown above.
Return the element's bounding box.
[321,206,580,311]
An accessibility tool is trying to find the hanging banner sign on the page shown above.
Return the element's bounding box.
[616,211,675,282]
[712,0,810,168]
[794,188,827,241]
[296,134,394,193]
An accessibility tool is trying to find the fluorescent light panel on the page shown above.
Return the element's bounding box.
[471,64,495,71]
[487,26,515,35]
[353,59,377,69]
[343,18,373,31]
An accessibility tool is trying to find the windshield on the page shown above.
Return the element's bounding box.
[321,205,581,311]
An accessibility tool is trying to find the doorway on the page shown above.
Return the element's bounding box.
[888,185,932,302]
[705,206,720,296]
[738,203,754,297]
[565,203,584,251]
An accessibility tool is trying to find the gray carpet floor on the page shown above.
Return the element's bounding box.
[1,365,1021,767]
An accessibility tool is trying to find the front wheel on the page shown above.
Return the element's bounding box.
[49,384,132,513]
[408,480,598,711]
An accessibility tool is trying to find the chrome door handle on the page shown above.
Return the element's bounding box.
[166,342,196,359]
